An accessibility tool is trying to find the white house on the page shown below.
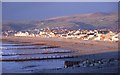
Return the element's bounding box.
[14,32,29,37]
[112,34,119,41]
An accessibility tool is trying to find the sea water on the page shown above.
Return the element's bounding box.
[1,42,119,73]
[1,42,73,73]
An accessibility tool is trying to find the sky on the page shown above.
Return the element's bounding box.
[2,0,120,2]
[2,2,118,21]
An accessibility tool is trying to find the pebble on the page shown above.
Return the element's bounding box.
[64,58,120,68]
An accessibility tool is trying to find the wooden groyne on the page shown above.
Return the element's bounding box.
[1,51,72,56]
[0,46,59,50]
[0,54,79,61]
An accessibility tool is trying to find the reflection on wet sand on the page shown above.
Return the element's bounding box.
[1,42,77,61]
[1,42,119,73]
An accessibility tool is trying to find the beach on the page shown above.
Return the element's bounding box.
[2,36,118,55]
[1,36,119,73]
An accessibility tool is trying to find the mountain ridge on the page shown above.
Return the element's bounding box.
[2,12,118,32]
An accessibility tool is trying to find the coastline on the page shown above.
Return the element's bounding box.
[1,36,118,56]
[1,36,119,73]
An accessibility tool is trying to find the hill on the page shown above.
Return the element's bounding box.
[2,12,118,32]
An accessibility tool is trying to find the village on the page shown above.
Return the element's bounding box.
[2,28,120,42]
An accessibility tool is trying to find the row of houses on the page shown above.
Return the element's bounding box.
[13,29,119,42]
[59,30,119,41]
[14,32,35,37]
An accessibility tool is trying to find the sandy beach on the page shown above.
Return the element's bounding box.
[1,36,118,55]
[1,36,119,73]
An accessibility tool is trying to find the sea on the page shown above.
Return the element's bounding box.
[1,41,75,73]
[0,42,119,73]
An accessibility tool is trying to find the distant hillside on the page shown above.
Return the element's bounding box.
[2,12,118,32]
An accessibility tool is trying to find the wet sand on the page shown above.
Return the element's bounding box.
[35,51,119,73]
[1,36,119,73]
[2,36,118,55]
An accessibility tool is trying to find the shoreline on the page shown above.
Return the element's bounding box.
[1,36,119,73]
[1,36,118,56]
